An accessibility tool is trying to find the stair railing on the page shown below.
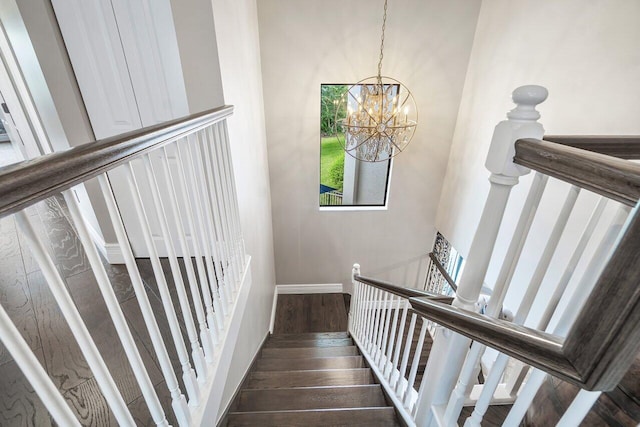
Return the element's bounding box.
[349,86,640,427]
[0,105,249,426]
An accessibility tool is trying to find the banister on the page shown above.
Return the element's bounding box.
[514,138,640,206]
[354,274,454,304]
[543,135,640,160]
[407,297,582,385]
[0,105,234,218]
[428,252,458,292]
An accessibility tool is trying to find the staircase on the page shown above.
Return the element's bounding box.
[225,331,401,426]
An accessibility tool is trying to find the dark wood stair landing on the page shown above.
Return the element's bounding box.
[225,332,401,426]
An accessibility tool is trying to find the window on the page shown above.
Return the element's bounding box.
[319,84,392,208]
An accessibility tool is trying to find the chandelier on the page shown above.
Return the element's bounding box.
[335,0,417,163]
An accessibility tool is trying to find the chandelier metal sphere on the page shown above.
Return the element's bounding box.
[334,76,417,162]
[333,0,418,163]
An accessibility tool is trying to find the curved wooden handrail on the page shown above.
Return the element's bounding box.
[354,274,454,304]
[514,138,640,206]
[0,105,233,218]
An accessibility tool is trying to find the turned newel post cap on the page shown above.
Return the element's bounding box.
[507,85,549,121]
[352,263,361,277]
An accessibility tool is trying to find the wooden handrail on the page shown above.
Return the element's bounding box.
[0,105,233,218]
[543,135,640,160]
[514,138,640,206]
[428,252,458,292]
[407,297,581,384]
[354,274,454,304]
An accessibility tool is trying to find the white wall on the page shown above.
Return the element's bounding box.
[258,0,481,291]
[211,0,277,414]
[436,0,640,327]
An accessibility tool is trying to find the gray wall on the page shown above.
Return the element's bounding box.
[212,0,277,414]
[258,0,481,290]
[435,0,640,328]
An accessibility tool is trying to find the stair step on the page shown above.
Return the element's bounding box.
[261,345,359,359]
[227,407,400,426]
[255,356,364,371]
[269,332,350,340]
[247,369,374,388]
[235,385,387,411]
[264,337,353,348]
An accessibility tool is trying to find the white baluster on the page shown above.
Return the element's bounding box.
[15,211,135,426]
[391,301,409,388]
[157,148,216,363]
[443,172,548,425]
[162,147,224,352]
[504,197,609,397]
[364,287,377,351]
[178,137,228,319]
[141,155,207,388]
[556,390,601,427]
[122,164,200,405]
[404,318,428,409]
[384,294,401,380]
[211,123,243,287]
[220,119,246,261]
[466,184,580,426]
[187,135,233,307]
[99,173,191,426]
[0,301,81,426]
[202,127,238,293]
[378,293,394,369]
[370,288,384,355]
[354,282,364,339]
[396,313,417,397]
[537,197,607,329]
[416,85,548,424]
[486,172,548,315]
[503,204,631,426]
[374,291,389,361]
[62,191,169,426]
[502,368,547,427]
[350,264,361,333]
[349,281,359,334]
[368,287,380,350]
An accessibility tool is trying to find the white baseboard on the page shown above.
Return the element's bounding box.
[275,283,344,294]
[269,283,345,333]
[84,222,124,264]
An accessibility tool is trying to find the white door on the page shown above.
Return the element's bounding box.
[52,0,190,258]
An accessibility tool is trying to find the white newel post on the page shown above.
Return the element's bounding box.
[350,263,361,332]
[415,85,548,426]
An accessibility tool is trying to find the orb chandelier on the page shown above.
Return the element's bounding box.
[335,0,417,163]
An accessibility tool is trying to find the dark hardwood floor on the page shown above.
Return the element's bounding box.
[273,293,349,334]
[0,194,187,426]
[525,353,640,426]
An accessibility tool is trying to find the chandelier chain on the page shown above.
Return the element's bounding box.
[377,0,388,80]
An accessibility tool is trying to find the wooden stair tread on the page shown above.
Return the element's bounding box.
[255,356,364,371]
[247,368,374,388]
[269,332,350,340]
[235,385,387,411]
[264,337,353,348]
[261,345,359,359]
[227,407,400,426]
